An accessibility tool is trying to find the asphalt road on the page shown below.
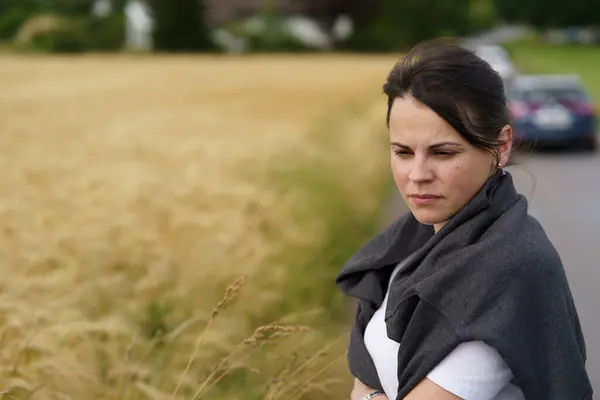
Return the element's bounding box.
[379,149,600,391]
[509,150,600,391]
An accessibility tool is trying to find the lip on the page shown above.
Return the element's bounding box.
[409,194,443,205]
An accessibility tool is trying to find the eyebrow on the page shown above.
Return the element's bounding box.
[390,141,464,150]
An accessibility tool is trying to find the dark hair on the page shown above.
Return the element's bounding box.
[383,39,513,165]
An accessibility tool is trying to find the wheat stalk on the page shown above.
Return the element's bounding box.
[191,323,310,398]
[283,332,349,385]
[287,350,348,400]
[264,352,299,400]
[170,276,246,399]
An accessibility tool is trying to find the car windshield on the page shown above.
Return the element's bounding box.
[511,86,588,103]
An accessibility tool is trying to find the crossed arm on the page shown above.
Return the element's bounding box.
[352,377,462,400]
[351,340,516,400]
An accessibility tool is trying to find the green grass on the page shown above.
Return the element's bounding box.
[273,100,391,322]
[505,41,600,103]
[201,99,393,399]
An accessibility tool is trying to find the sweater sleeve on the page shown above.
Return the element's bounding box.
[426,341,521,400]
[410,232,593,400]
[429,246,593,400]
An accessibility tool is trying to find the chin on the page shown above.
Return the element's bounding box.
[410,209,447,226]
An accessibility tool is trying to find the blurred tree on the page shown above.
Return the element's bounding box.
[494,0,600,28]
[469,0,497,32]
[43,0,95,15]
[341,0,474,51]
[493,0,524,23]
[112,0,128,12]
[0,0,41,40]
[243,0,312,52]
[86,12,125,51]
[293,0,380,35]
[1,0,126,49]
[147,0,216,52]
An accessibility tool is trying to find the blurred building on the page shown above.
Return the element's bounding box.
[206,0,304,24]
[125,0,153,51]
[205,0,376,29]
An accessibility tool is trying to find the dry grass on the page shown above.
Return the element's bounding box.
[0,53,396,399]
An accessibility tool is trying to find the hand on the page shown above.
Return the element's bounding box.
[351,378,388,400]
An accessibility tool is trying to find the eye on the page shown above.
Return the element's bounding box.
[433,150,456,157]
[393,149,412,157]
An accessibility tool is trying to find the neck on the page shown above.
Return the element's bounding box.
[433,221,447,233]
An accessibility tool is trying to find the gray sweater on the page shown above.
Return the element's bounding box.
[336,171,592,400]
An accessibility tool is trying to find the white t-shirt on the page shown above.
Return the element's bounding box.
[364,260,525,400]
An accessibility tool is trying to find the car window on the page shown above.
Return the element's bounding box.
[476,46,507,59]
[520,87,588,103]
[505,88,524,101]
[480,53,504,64]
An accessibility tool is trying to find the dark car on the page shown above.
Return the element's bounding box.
[506,74,598,151]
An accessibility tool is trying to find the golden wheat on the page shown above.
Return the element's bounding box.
[0,53,396,399]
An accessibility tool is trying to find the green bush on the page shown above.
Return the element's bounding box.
[469,0,497,32]
[338,20,405,53]
[245,23,313,53]
[223,9,314,53]
[0,0,41,41]
[85,13,125,51]
[147,0,216,52]
[16,13,125,53]
[29,24,87,53]
[0,7,32,41]
[339,0,494,52]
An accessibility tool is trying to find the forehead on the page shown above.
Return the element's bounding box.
[388,96,465,143]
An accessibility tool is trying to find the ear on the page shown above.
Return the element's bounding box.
[497,125,513,168]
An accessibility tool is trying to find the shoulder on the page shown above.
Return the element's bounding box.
[419,214,570,325]
[484,212,566,285]
[456,212,564,283]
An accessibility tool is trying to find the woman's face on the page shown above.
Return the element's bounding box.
[388,96,511,232]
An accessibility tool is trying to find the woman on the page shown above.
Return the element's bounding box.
[336,41,592,400]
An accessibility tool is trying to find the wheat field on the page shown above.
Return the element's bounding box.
[0,53,396,399]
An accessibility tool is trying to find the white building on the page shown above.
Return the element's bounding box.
[124,0,154,51]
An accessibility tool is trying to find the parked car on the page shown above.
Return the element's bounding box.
[475,44,510,61]
[507,74,598,151]
[474,44,516,82]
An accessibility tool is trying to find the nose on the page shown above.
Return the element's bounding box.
[408,156,434,183]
